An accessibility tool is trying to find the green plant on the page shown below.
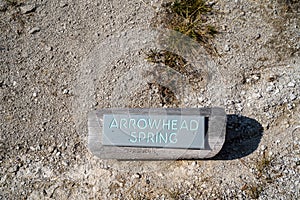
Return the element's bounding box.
[255,150,273,177]
[246,183,263,199]
[147,82,180,107]
[145,49,188,74]
[172,0,211,19]
[143,1,215,103]
[145,48,207,90]
[166,0,218,48]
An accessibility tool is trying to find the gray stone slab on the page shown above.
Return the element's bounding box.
[88,108,226,160]
[102,114,205,149]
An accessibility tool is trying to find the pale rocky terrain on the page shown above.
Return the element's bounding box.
[0,0,299,199]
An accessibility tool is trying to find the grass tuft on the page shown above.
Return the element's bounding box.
[167,0,218,47]
[171,0,212,21]
[145,49,188,74]
[255,150,273,177]
[145,49,207,91]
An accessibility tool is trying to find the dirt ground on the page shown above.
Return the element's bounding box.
[0,0,299,199]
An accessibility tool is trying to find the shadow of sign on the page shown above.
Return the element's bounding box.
[213,114,263,160]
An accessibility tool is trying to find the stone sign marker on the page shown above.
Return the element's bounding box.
[88,108,226,160]
[102,114,205,149]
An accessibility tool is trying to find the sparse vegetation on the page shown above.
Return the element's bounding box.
[145,49,189,74]
[169,0,217,43]
[255,150,274,177]
[147,82,180,107]
[145,48,207,94]
[152,0,218,54]
[239,150,276,199]
[245,183,264,199]
[143,0,216,104]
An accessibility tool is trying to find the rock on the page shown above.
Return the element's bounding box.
[29,27,40,34]
[7,165,18,173]
[289,93,297,101]
[59,2,68,8]
[45,46,53,52]
[287,82,295,87]
[255,33,261,40]
[273,88,280,95]
[267,74,277,82]
[261,145,267,151]
[287,103,294,110]
[20,4,36,14]
[56,151,61,157]
[266,85,274,93]
[252,92,262,99]
[0,174,7,184]
[62,89,69,94]
[224,44,230,52]
[132,173,142,179]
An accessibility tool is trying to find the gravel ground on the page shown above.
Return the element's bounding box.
[0,0,299,199]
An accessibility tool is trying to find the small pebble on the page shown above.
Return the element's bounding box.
[59,2,68,8]
[266,85,274,92]
[273,88,280,95]
[20,4,36,14]
[7,166,18,173]
[287,103,294,110]
[45,46,53,52]
[267,75,277,82]
[289,93,297,101]
[287,82,295,87]
[63,89,69,94]
[224,44,230,52]
[261,145,267,151]
[133,173,142,179]
[252,92,262,99]
[47,146,54,153]
[255,33,261,40]
[29,27,40,34]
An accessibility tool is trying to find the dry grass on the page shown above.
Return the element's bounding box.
[145,48,207,92]
[154,0,218,54]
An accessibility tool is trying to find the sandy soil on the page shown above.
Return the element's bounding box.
[1,0,299,199]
